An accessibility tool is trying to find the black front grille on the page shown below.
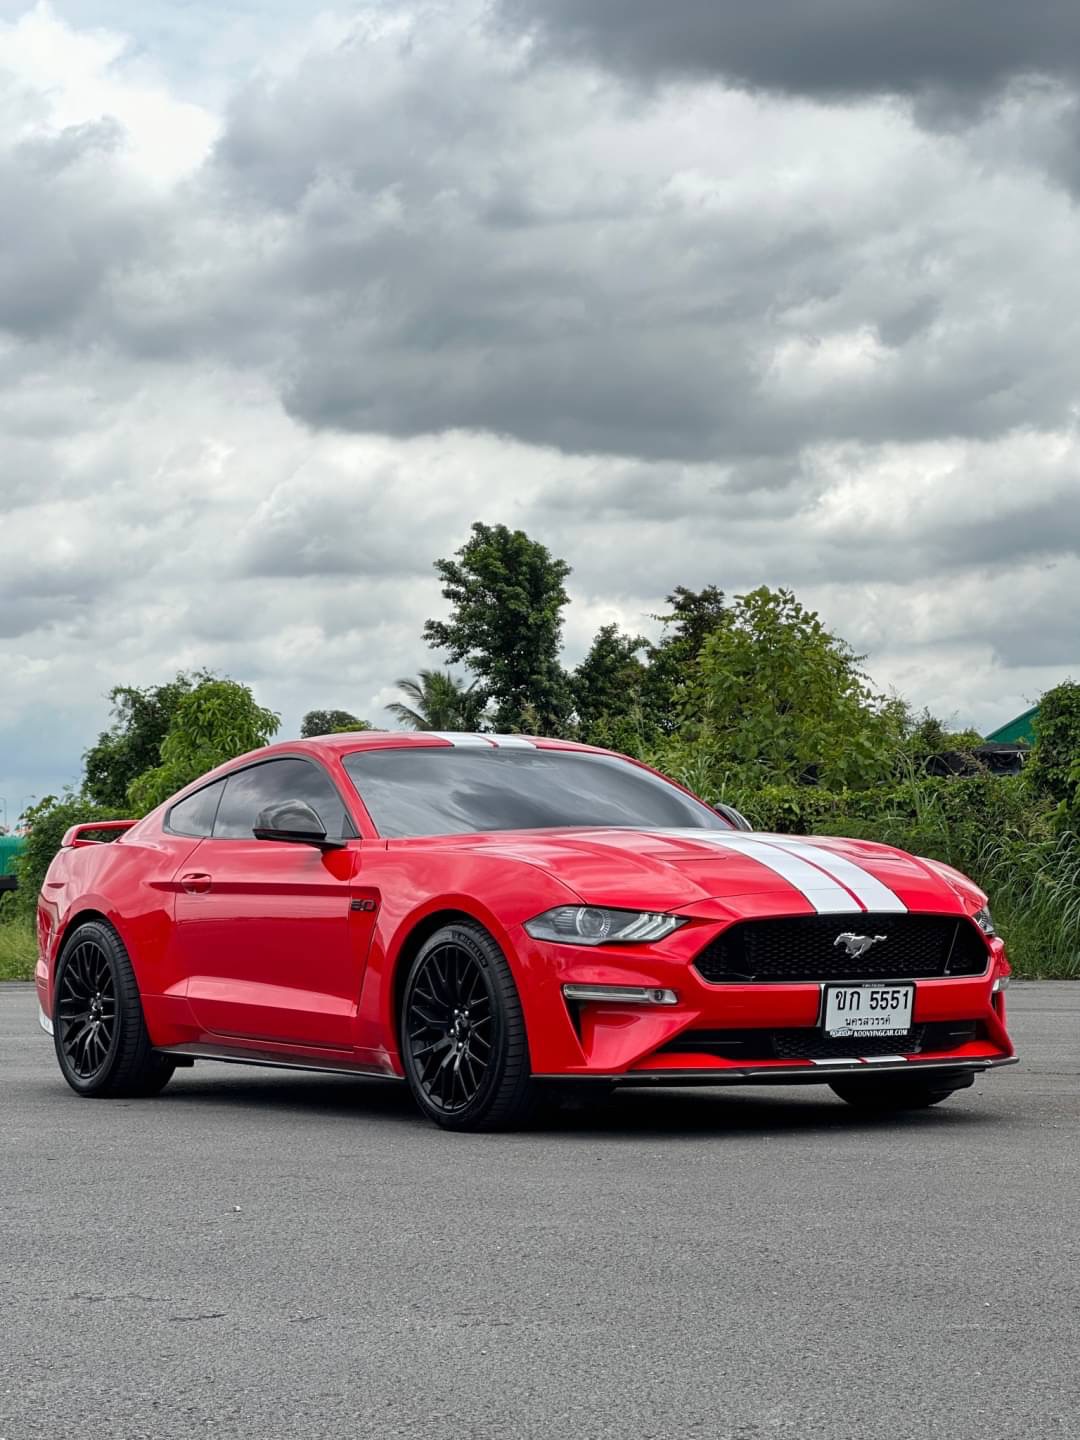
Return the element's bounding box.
[661,1021,978,1063]
[694,913,989,984]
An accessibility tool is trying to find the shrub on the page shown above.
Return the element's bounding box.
[1026,680,1080,810]
[3,793,125,921]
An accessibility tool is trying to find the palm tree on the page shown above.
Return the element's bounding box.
[385,671,488,731]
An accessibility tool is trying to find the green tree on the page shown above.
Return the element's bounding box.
[1027,680,1080,817]
[571,625,649,750]
[642,585,727,734]
[301,709,371,738]
[423,522,572,733]
[83,672,210,808]
[128,679,280,814]
[655,584,727,658]
[385,671,487,731]
[663,586,902,793]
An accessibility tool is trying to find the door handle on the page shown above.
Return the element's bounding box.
[181,872,212,895]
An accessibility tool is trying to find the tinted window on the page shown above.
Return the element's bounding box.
[342,747,728,838]
[167,779,226,837]
[213,759,348,840]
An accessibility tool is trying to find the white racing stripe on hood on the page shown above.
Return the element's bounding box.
[761,837,908,914]
[659,831,862,913]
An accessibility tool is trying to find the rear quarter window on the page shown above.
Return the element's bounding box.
[166,779,226,837]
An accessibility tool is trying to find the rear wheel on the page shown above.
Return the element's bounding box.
[400,921,538,1132]
[829,1072,975,1111]
[53,920,176,1098]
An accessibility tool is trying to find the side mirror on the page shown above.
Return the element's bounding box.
[714,802,753,832]
[253,799,343,850]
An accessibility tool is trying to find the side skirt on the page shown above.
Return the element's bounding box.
[155,1043,404,1082]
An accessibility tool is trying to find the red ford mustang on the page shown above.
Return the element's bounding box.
[35,733,1016,1129]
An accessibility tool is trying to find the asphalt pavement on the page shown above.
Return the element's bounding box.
[2,981,1077,1440]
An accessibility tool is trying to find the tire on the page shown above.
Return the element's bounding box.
[53,920,176,1098]
[400,920,538,1132]
[829,1072,975,1112]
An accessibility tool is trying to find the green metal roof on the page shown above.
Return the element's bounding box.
[984,704,1038,745]
[0,833,25,876]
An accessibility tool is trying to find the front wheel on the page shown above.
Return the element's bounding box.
[53,920,176,1098]
[400,921,538,1132]
[829,1072,975,1111]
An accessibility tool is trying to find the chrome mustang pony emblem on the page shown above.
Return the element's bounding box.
[834,932,888,959]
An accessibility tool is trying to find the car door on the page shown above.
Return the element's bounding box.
[173,756,378,1051]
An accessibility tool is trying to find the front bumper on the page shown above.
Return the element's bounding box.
[515,923,1016,1081]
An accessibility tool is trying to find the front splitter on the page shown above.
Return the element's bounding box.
[534,1055,1018,1087]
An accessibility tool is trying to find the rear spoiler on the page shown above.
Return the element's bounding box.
[61,820,138,849]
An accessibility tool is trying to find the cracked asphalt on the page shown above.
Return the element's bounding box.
[2,981,1078,1440]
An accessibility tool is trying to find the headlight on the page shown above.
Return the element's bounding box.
[974,904,996,937]
[524,906,688,946]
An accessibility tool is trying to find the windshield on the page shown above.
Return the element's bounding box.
[339,748,728,840]
[342,746,729,839]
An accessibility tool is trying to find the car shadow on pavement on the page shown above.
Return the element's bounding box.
[158,1068,425,1120]
[153,1067,998,1138]
[539,1086,999,1139]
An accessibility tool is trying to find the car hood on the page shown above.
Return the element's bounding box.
[462,827,981,916]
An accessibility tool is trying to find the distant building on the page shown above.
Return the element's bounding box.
[0,832,24,895]
[924,704,1036,778]
[984,705,1038,746]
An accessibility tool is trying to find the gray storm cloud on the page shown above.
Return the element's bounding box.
[1,0,1079,803]
[5,8,1079,467]
[497,0,1080,106]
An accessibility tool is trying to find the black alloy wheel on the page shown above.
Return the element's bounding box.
[401,921,537,1131]
[406,941,494,1111]
[57,936,118,1080]
[53,920,176,1098]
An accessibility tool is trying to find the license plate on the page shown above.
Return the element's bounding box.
[823,983,914,1038]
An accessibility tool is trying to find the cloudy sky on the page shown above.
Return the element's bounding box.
[2,0,1079,814]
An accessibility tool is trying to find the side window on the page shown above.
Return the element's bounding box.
[166,779,226,837]
[213,759,349,840]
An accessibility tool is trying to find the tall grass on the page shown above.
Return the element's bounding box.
[0,919,37,982]
[969,831,1080,979]
[812,812,1080,978]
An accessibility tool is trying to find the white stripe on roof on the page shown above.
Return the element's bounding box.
[426,732,495,747]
